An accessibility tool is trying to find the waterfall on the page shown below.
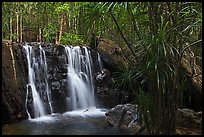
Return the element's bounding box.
[23,44,53,118]
[23,44,46,118]
[23,44,103,119]
[64,46,96,110]
[39,46,53,114]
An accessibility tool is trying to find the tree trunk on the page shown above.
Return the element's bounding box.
[127,2,141,40]
[55,32,59,44]
[63,13,67,33]
[39,27,42,42]
[55,14,60,44]
[20,15,23,43]
[9,16,13,41]
[74,2,77,32]
[16,11,19,43]
[109,9,136,57]
[74,15,77,32]
[58,13,64,44]
[29,4,31,42]
[78,3,82,35]
[68,12,71,33]
[69,3,73,32]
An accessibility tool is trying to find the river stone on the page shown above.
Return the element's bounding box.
[105,104,141,132]
[176,108,202,130]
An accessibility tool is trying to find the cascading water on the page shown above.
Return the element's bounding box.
[39,46,53,113]
[24,44,46,118]
[39,46,53,114]
[24,44,53,118]
[64,46,96,110]
[97,52,104,72]
[23,43,105,119]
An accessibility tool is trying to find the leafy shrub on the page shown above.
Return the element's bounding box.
[43,24,57,43]
[60,32,84,45]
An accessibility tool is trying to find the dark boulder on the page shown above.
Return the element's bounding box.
[105,104,142,133]
[96,48,117,72]
[176,108,202,130]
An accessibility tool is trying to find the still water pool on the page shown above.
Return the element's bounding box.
[2,108,132,135]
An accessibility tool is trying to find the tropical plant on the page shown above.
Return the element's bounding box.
[137,87,156,134]
[113,63,138,103]
[107,2,202,135]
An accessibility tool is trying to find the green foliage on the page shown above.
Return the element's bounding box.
[113,63,136,91]
[110,2,202,134]
[177,71,188,107]
[78,2,104,42]
[43,24,57,43]
[60,32,84,45]
[55,3,69,14]
[137,87,156,134]
[9,33,18,41]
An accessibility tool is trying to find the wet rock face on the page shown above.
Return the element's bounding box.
[96,48,117,72]
[2,41,28,124]
[44,45,68,113]
[93,68,120,108]
[90,49,120,108]
[25,44,68,113]
[21,43,118,113]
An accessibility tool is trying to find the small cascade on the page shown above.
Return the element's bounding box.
[64,46,96,110]
[97,52,104,72]
[39,46,53,114]
[23,44,46,118]
[23,44,53,118]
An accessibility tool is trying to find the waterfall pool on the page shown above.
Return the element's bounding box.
[2,44,133,135]
[2,108,133,135]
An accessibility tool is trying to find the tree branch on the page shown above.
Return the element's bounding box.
[109,9,136,57]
